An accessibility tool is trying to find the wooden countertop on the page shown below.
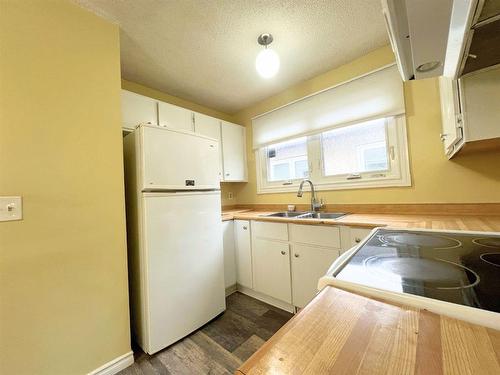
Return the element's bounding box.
[237,286,500,375]
[222,209,500,232]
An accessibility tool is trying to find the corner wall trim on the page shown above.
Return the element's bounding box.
[87,351,134,375]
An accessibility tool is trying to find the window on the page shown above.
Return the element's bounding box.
[257,116,410,193]
[321,118,388,176]
[266,137,308,182]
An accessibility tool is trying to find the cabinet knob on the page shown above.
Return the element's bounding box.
[225,173,230,176]
[294,253,299,258]
[439,133,449,142]
[355,238,361,243]
[280,251,286,255]
[243,226,247,230]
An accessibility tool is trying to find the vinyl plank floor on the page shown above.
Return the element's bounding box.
[118,292,293,375]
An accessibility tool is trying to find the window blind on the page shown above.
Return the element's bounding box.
[252,64,405,149]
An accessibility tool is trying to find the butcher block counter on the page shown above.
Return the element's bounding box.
[236,286,500,375]
[222,207,500,232]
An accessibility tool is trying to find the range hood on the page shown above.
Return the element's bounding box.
[382,0,500,81]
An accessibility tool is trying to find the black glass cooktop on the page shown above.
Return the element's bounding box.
[335,228,500,313]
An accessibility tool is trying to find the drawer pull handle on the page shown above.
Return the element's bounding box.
[280,251,286,255]
[243,226,248,230]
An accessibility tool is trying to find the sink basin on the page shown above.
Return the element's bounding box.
[299,212,347,219]
[264,211,308,218]
[263,211,347,219]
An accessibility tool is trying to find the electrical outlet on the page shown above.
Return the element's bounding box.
[0,196,22,222]
[228,192,234,200]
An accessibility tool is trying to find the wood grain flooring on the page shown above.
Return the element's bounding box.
[118,292,293,375]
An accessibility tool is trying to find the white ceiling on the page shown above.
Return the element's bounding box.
[75,0,389,114]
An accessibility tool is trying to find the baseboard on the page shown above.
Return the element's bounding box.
[88,351,134,375]
[225,284,237,297]
[237,285,295,313]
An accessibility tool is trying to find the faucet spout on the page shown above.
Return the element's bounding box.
[297,179,322,211]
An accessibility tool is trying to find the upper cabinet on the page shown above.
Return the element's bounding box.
[121,90,247,182]
[221,121,247,182]
[121,90,157,131]
[158,101,194,132]
[438,77,463,155]
[438,66,500,158]
[194,112,220,139]
[194,113,223,180]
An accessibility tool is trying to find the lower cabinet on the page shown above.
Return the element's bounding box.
[349,227,373,247]
[291,244,340,308]
[252,238,292,304]
[223,220,372,311]
[222,220,236,289]
[234,220,253,289]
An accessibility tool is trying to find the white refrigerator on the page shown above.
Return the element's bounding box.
[123,125,226,354]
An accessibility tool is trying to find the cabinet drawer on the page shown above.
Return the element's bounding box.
[289,224,340,248]
[252,221,288,241]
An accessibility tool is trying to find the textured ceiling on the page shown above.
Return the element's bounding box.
[75,0,389,114]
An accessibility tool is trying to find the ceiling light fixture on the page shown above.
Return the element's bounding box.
[416,61,441,73]
[256,33,280,79]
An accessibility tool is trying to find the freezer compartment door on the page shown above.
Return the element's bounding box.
[141,125,220,190]
[142,191,225,354]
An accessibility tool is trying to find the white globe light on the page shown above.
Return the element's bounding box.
[255,48,280,78]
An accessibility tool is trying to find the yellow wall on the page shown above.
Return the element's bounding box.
[0,1,131,374]
[232,46,500,204]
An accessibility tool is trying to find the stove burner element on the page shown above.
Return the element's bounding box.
[480,253,500,267]
[364,255,480,289]
[379,232,461,249]
[473,238,500,248]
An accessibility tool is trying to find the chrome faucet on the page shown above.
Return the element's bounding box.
[297,179,323,212]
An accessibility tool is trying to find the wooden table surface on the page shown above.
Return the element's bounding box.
[222,210,500,232]
[236,286,500,375]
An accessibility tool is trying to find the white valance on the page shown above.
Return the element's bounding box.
[252,64,405,149]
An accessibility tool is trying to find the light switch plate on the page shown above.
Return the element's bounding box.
[0,196,23,222]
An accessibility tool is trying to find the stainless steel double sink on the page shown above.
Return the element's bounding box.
[263,211,347,220]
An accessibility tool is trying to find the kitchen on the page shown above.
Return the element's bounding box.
[1,0,500,374]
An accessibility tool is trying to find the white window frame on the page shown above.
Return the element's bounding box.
[256,115,411,194]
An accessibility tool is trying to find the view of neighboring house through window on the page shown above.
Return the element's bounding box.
[266,137,308,182]
[321,118,389,177]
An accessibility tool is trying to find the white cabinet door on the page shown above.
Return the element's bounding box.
[222,220,236,288]
[221,121,247,181]
[194,113,223,180]
[234,220,252,289]
[121,90,157,130]
[158,101,193,131]
[194,112,220,139]
[460,67,500,142]
[252,238,291,303]
[291,244,339,308]
[349,227,373,247]
[438,77,462,153]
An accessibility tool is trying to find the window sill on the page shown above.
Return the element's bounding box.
[257,176,412,194]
